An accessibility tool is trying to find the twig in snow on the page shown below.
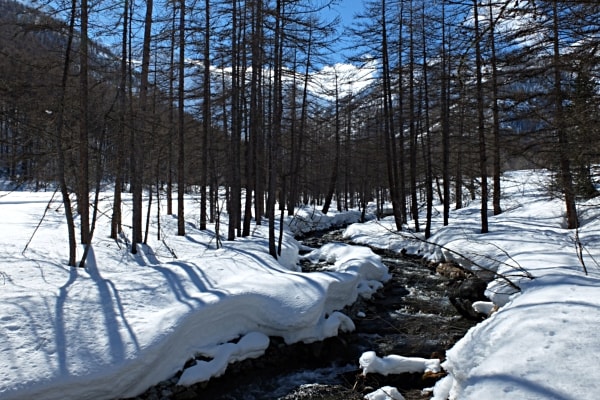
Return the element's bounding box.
[573,227,588,276]
[22,187,59,256]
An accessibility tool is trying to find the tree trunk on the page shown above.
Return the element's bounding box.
[489,1,502,216]
[56,0,78,266]
[177,0,186,237]
[474,0,488,234]
[268,0,284,258]
[111,0,128,240]
[441,0,450,226]
[408,2,419,233]
[200,0,210,231]
[381,0,403,231]
[421,4,433,239]
[552,0,578,229]
[322,74,341,215]
[133,0,154,251]
[228,0,242,241]
[79,0,90,245]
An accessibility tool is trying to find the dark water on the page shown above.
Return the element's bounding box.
[129,231,475,400]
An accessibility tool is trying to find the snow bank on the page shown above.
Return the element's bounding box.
[344,170,600,399]
[177,332,270,385]
[0,192,390,399]
[286,205,363,235]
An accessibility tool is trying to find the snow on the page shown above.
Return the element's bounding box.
[344,170,600,399]
[0,192,383,400]
[359,351,441,375]
[1,169,600,400]
[177,331,270,386]
[364,386,406,400]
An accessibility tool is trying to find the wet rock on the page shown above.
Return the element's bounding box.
[448,277,489,321]
[436,263,468,280]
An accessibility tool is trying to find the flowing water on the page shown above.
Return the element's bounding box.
[129,230,476,400]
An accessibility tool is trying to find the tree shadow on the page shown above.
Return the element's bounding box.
[85,246,140,360]
[55,265,78,374]
[469,373,570,400]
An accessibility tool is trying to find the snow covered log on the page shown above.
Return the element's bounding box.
[359,351,441,376]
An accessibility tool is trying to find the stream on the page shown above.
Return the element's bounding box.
[129,229,477,400]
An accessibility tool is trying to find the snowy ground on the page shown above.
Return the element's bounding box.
[0,187,386,400]
[1,169,599,400]
[345,170,600,400]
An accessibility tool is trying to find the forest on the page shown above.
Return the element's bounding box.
[1,0,599,266]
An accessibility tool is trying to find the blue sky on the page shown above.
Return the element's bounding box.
[335,0,363,27]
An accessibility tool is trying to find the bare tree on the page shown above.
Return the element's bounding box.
[78,0,90,245]
[177,0,186,237]
[473,0,489,233]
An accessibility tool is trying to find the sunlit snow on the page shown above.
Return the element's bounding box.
[345,170,600,400]
[1,169,600,400]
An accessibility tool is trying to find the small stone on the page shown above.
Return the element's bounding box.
[173,389,199,400]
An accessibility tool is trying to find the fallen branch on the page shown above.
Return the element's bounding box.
[22,187,59,256]
[573,227,588,276]
[374,221,533,292]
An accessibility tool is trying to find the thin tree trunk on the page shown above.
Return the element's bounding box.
[441,0,450,226]
[408,1,419,232]
[167,8,176,216]
[132,0,154,251]
[381,0,403,231]
[228,0,242,241]
[79,0,90,245]
[322,74,340,215]
[244,0,263,236]
[268,0,284,258]
[474,0,489,233]
[421,5,433,239]
[56,0,78,266]
[200,0,210,231]
[489,1,502,216]
[177,0,186,236]
[111,0,128,240]
[552,0,578,229]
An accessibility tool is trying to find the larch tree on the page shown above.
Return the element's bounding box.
[78,0,90,247]
[177,0,186,237]
[473,0,489,234]
[132,0,154,252]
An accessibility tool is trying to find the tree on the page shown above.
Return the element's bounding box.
[57,0,79,266]
[177,0,186,237]
[381,0,404,231]
[488,0,502,216]
[321,72,341,215]
[78,0,90,246]
[440,0,451,226]
[227,0,242,241]
[407,0,419,233]
[473,0,489,234]
[110,0,129,240]
[550,0,577,229]
[132,0,155,252]
[200,0,210,231]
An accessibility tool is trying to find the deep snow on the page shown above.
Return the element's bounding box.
[344,170,600,399]
[1,169,599,400]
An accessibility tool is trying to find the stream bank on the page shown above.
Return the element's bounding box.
[127,230,479,400]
